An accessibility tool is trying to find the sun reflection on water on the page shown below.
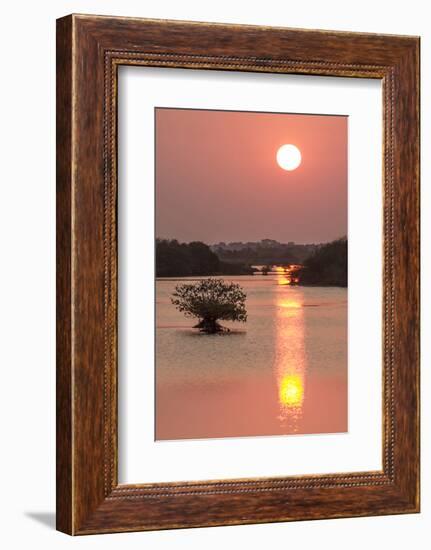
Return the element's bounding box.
[277,298,302,309]
[274,265,302,286]
[274,287,307,432]
[279,374,304,406]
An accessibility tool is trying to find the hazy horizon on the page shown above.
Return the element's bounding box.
[155,235,346,246]
[155,108,347,244]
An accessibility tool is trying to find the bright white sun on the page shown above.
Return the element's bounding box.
[276,144,302,171]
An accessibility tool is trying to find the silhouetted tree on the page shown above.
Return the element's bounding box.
[171,278,247,334]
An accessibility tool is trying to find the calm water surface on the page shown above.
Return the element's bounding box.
[155,275,347,440]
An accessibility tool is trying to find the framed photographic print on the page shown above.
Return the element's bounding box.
[56,14,420,535]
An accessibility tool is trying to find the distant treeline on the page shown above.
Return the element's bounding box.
[299,237,347,287]
[156,237,347,285]
[156,239,254,277]
[212,241,319,265]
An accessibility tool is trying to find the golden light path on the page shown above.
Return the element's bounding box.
[274,279,307,432]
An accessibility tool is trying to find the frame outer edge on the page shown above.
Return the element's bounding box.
[56,14,420,535]
[392,38,420,510]
[56,14,74,535]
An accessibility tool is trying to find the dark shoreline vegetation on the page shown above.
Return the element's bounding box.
[156,239,254,277]
[156,237,347,287]
[299,237,347,287]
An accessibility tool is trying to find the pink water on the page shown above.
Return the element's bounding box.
[155,276,347,440]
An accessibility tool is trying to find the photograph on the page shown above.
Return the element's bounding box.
[155,107,348,440]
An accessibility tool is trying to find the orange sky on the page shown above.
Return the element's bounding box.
[155,108,347,244]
